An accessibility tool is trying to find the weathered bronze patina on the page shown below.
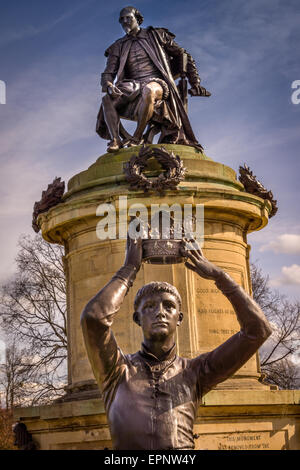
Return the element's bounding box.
[81,235,272,450]
[96,6,210,153]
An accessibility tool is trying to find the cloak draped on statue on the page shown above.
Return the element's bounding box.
[96,27,203,149]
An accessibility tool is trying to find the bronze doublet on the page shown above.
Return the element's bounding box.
[104,345,199,450]
[125,38,162,81]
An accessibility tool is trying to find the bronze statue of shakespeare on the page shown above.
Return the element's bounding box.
[81,236,272,450]
[96,6,210,153]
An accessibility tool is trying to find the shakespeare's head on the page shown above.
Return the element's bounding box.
[119,6,144,34]
[133,282,183,340]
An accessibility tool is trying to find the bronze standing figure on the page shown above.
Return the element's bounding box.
[81,236,272,450]
[96,6,210,153]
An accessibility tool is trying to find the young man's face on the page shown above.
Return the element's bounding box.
[135,291,183,341]
[119,9,139,35]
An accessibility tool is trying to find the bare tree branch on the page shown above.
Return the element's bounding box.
[0,235,67,406]
[250,263,300,389]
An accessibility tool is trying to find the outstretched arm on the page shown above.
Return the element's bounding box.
[180,240,272,394]
[80,235,142,388]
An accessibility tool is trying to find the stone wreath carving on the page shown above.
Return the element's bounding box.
[239,164,278,218]
[32,177,65,233]
[123,145,186,192]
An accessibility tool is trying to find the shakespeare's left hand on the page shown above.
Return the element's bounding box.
[180,239,222,280]
[188,85,211,97]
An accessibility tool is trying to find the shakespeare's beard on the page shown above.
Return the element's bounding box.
[123,26,133,34]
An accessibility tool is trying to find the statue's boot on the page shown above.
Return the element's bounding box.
[127,137,144,147]
[107,138,122,153]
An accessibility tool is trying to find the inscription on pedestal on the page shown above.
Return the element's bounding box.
[219,433,268,450]
[197,308,235,315]
[196,287,219,295]
[197,430,287,450]
[209,329,238,335]
[193,272,258,376]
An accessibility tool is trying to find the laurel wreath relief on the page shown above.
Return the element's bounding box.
[123,146,186,192]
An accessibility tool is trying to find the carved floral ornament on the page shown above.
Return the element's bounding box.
[123,145,186,192]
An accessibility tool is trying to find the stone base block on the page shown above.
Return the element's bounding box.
[14,390,300,450]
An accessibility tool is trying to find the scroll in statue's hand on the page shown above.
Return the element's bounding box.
[180,238,222,280]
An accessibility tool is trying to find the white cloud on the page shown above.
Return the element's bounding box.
[281,265,300,285]
[270,264,300,287]
[260,234,300,255]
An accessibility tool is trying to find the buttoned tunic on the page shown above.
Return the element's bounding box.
[124,37,162,81]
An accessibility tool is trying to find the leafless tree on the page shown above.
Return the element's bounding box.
[251,264,300,389]
[0,235,67,405]
[0,337,66,408]
[0,339,33,409]
[261,358,300,390]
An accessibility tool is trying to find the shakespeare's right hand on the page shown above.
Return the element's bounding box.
[124,231,142,272]
[107,82,123,99]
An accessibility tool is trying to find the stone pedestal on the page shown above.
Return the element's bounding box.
[14,145,300,449]
[39,145,270,395]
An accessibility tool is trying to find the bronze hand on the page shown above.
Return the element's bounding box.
[124,230,143,272]
[180,238,222,280]
[107,81,123,99]
[188,85,211,97]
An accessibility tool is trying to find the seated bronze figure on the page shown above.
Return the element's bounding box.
[81,236,272,450]
[96,6,210,153]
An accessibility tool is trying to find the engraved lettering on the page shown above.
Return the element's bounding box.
[197,308,236,315]
[217,433,271,451]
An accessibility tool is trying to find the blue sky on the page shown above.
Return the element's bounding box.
[0,0,300,352]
